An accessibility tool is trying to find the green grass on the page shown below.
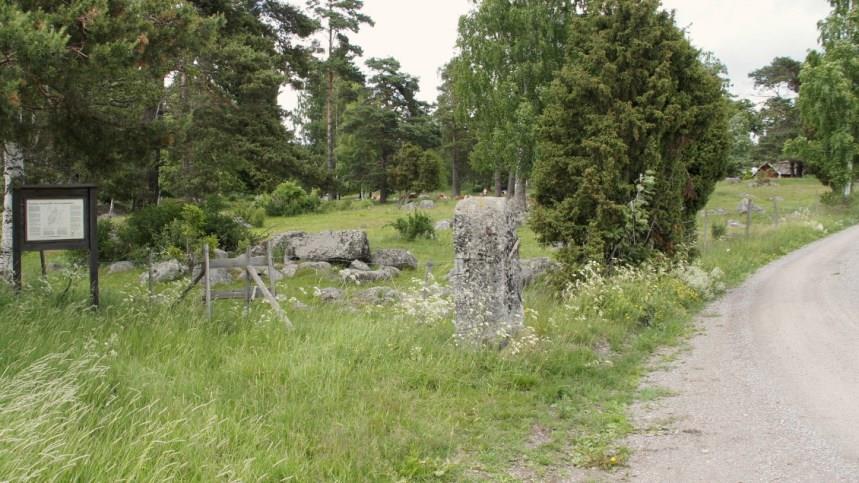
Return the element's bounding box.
[1,177,857,480]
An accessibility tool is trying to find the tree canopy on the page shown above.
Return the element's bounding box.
[532,0,730,268]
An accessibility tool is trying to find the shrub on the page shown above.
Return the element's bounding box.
[124,200,186,249]
[122,200,255,256]
[261,181,320,217]
[710,222,726,240]
[387,211,435,241]
[234,201,266,228]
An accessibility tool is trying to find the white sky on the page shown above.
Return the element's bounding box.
[281,0,832,112]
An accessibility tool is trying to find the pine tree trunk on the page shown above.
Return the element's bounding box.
[0,143,24,282]
[494,168,502,197]
[506,171,515,198]
[326,19,336,201]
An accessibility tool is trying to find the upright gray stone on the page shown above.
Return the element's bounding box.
[453,197,523,345]
[418,199,435,210]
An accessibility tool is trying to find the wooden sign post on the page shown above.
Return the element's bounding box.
[12,185,99,307]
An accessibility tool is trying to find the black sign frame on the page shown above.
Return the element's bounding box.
[12,185,99,306]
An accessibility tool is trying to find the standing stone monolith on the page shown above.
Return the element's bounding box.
[453,197,523,346]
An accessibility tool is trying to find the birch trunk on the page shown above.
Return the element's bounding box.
[0,143,24,281]
[514,173,527,211]
[493,168,502,197]
[844,159,854,198]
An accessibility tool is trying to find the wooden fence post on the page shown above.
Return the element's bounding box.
[148,250,154,301]
[745,196,752,238]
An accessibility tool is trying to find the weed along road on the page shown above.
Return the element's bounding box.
[618,224,859,481]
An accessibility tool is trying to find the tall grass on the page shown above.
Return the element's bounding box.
[0,178,856,479]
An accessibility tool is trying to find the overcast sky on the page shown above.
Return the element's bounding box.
[282,0,832,111]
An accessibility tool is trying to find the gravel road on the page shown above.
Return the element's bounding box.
[614,224,859,482]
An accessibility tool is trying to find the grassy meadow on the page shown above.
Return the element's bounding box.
[1,177,854,481]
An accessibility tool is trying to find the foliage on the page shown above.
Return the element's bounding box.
[532,0,730,271]
[337,58,438,202]
[452,0,575,188]
[386,211,435,241]
[788,2,859,197]
[710,222,727,240]
[726,99,759,175]
[123,200,253,256]
[389,144,442,194]
[259,181,321,217]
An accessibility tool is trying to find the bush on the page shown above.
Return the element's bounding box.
[122,200,255,257]
[124,200,186,249]
[387,211,435,241]
[261,181,320,217]
[710,222,727,240]
[234,201,266,228]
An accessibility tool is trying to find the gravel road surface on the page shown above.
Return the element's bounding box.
[614,224,859,482]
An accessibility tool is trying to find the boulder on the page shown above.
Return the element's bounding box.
[371,248,418,270]
[519,257,561,287]
[352,287,402,306]
[434,219,451,231]
[315,287,343,302]
[140,259,187,284]
[350,260,371,271]
[340,266,400,284]
[280,230,370,262]
[107,261,134,274]
[419,199,435,210]
[213,248,229,259]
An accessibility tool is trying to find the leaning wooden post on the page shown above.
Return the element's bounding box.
[203,244,212,320]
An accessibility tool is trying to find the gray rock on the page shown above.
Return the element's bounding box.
[352,287,402,306]
[192,266,234,285]
[434,219,452,231]
[453,197,524,345]
[520,257,561,287]
[339,266,400,284]
[278,230,370,263]
[107,261,134,274]
[282,263,298,278]
[371,248,418,270]
[213,248,229,259]
[401,201,417,210]
[139,259,187,284]
[418,199,435,210]
[297,261,332,273]
[315,287,343,302]
[350,260,371,271]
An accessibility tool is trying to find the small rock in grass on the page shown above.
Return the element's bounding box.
[315,287,343,302]
[350,260,371,271]
[434,220,451,231]
[107,261,134,274]
[140,259,187,284]
[339,266,400,284]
